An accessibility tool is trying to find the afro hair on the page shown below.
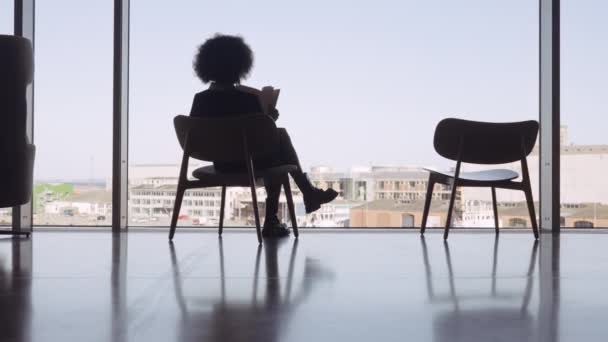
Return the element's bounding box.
[193,34,253,84]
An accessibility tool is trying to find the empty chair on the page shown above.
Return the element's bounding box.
[0,35,35,237]
[169,114,299,243]
[420,118,539,239]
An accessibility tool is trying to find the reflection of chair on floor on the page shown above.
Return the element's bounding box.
[421,237,539,342]
[170,239,329,342]
[0,238,32,341]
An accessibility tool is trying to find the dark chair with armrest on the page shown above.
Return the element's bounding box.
[169,114,299,243]
[0,35,35,237]
[420,118,539,240]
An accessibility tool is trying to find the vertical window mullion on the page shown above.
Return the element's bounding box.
[539,0,560,233]
[113,0,129,231]
[12,0,35,232]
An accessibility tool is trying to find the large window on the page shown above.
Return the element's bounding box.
[128,0,538,229]
[33,1,113,226]
[561,0,608,228]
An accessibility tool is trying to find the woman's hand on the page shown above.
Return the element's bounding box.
[268,108,280,121]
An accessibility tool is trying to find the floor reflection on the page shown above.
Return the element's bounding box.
[112,233,128,342]
[538,234,560,342]
[0,232,577,342]
[0,237,32,342]
[422,236,542,342]
[169,237,332,342]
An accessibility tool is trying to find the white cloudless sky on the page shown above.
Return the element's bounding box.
[0,1,13,33]
[2,0,606,180]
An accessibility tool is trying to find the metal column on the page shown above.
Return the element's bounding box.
[12,0,35,233]
[112,0,129,231]
[539,0,560,233]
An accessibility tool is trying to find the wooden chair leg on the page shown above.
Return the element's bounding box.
[247,173,262,243]
[491,187,499,234]
[523,185,539,240]
[250,186,262,243]
[444,179,459,240]
[421,175,435,235]
[169,186,185,240]
[283,175,299,238]
[218,186,226,236]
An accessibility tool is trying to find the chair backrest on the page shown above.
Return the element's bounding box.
[433,118,539,164]
[0,35,33,87]
[0,35,33,148]
[0,35,35,207]
[174,114,280,162]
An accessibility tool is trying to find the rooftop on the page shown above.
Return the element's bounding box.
[64,190,112,204]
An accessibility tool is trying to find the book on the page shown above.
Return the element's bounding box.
[236,85,280,114]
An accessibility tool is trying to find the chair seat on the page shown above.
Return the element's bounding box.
[192,164,298,186]
[424,168,519,182]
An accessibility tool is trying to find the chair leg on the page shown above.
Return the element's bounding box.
[283,175,299,238]
[421,175,435,235]
[218,186,226,236]
[491,187,499,234]
[444,179,458,240]
[169,186,185,240]
[247,176,262,244]
[523,184,539,240]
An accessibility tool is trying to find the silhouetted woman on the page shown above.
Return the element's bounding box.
[189,34,337,238]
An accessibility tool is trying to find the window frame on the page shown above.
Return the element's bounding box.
[12,0,562,232]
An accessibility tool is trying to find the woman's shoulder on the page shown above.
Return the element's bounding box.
[197,87,255,97]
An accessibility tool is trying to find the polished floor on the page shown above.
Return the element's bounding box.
[0,229,606,342]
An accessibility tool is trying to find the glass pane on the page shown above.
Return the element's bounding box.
[33,1,113,226]
[561,0,608,228]
[129,0,538,229]
[0,0,12,34]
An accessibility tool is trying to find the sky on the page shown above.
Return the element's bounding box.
[1,0,607,181]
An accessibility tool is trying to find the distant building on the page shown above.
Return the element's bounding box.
[127,137,608,229]
[349,199,450,228]
[44,190,112,216]
[309,165,457,203]
[128,164,239,225]
[498,201,608,228]
[460,126,608,227]
[128,164,460,227]
[129,184,232,221]
[305,200,363,227]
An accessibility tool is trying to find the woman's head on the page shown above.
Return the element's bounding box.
[193,34,253,85]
